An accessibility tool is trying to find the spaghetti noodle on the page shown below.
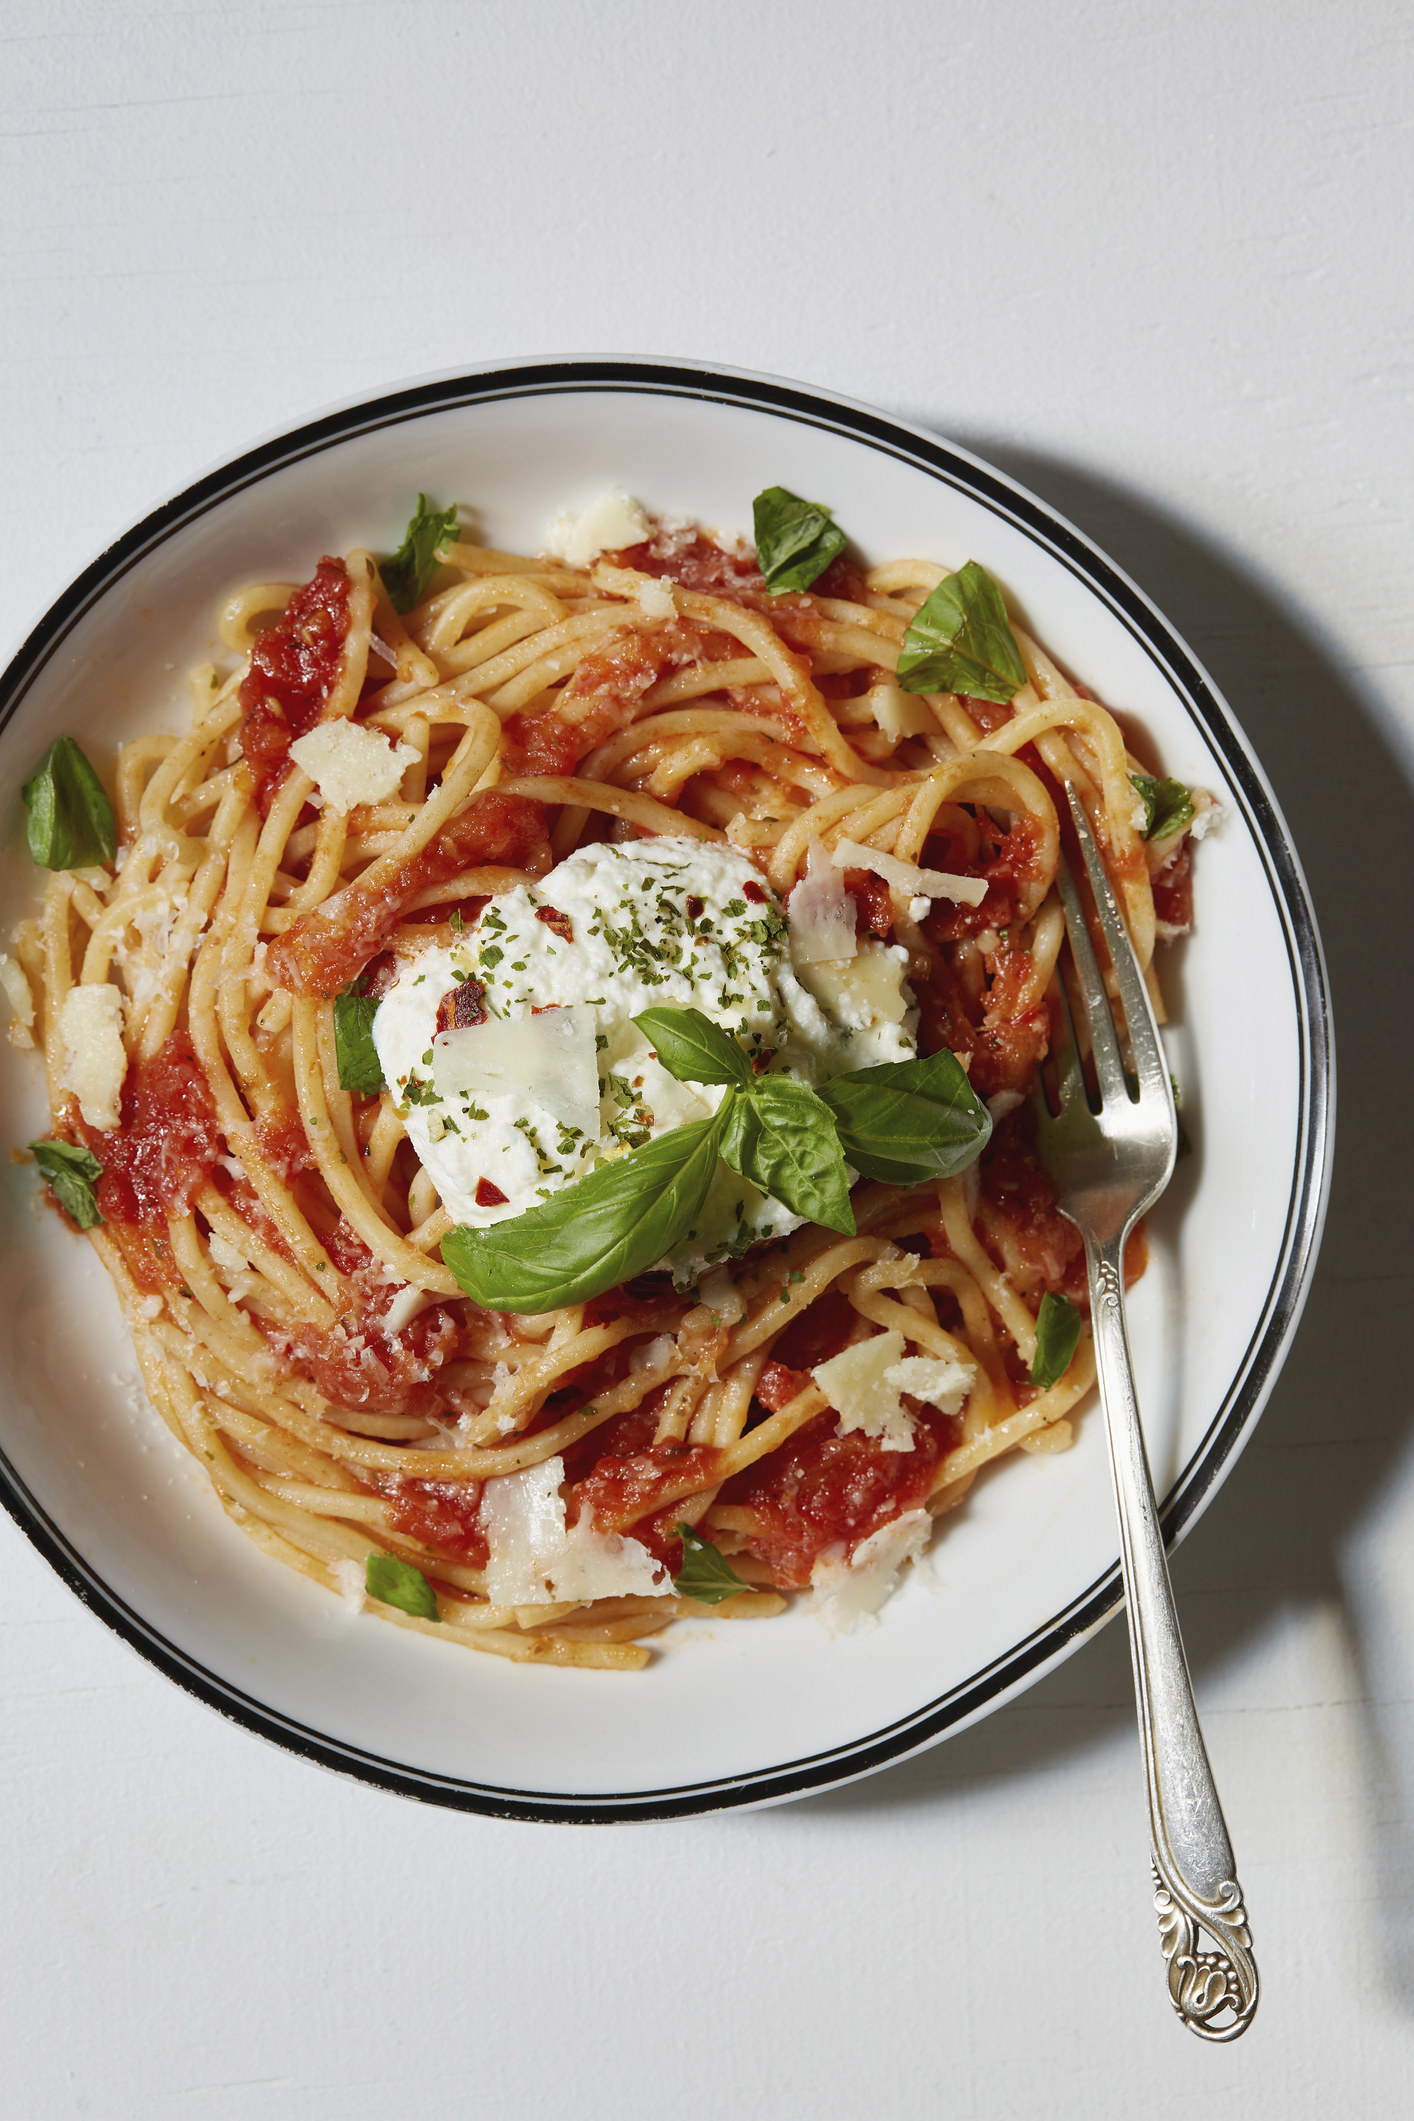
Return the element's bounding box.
[11,498,1206,1671]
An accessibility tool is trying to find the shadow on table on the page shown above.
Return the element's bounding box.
[785,440,1414,1990]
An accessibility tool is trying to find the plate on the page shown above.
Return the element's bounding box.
[0,358,1333,1820]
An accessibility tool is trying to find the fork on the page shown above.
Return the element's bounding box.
[1032,781,1259,2042]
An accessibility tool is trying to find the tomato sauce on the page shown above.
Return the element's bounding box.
[721,1404,959,1589]
[609,530,763,594]
[922,807,1046,941]
[384,1478,487,1568]
[91,1032,222,1230]
[268,789,549,995]
[1152,841,1193,933]
[499,628,680,778]
[238,558,352,813]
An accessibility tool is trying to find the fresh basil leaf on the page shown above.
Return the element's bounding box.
[672,1523,751,1604]
[895,561,1026,704]
[752,485,848,594]
[1030,1291,1082,1391]
[21,738,117,871]
[30,1139,104,1230]
[334,977,383,1095]
[381,494,459,614]
[442,1109,729,1312]
[632,1006,752,1088]
[720,1075,855,1235]
[365,1553,440,1620]
[1129,772,1195,842]
[815,1048,992,1187]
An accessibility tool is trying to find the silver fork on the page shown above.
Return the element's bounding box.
[1033,781,1259,2042]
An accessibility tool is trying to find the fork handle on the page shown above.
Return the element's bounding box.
[1087,1233,1259,2041]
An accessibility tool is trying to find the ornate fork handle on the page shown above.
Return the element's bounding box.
[1088,1234,1259,2040]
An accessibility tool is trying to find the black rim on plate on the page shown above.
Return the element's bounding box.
[0,358,1334,1823]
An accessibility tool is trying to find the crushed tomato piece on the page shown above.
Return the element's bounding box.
[238,558,352,813]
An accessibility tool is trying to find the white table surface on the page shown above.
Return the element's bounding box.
[2,3,1412,2112]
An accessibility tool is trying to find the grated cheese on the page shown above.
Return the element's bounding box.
[810,1508,934,1634]
[288,719,419,814]
[478,1455,671,1604]
[57,983,127,1131]
[382,1283,436,1336]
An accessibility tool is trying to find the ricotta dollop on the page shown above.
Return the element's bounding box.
[372,835,917,1276]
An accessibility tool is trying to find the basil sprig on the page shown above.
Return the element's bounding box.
[752,486,848,594]
[896,560,1027,704]
[22,738,117,871]
[816,1047,993,1187]
[443,1109,729,1312]
[30,1139,104,1229]
[442,1006,993,1313]
[365,1553,440,1620]
[1029,1291,1082,1391]
[334,976,384,1095]
[1130,772,1195,842]
[672,1523,751,1604]
[381,494,459,614]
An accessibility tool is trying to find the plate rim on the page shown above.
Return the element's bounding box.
[0,354,1335,1822]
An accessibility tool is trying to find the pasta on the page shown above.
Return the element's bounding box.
[10,496,1207,1671]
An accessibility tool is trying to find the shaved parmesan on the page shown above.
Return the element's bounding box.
[867,680,939,743]
[788,838,858,962]
[812,1330,916,1450]
[383,1283,436,1335]
[432,1004,600,1131]
[811,1508,934,1634]
[0,953,35,1048]
[330,1557,366,1612]
[479,1455,671,1604]
[207,1231,250,1276]
[813,1330,977,1452]
[57,983,127,1131]
[796,940,911,1038]
[831,837,988,908]
[546,491,651,568]
[288,720,419,814]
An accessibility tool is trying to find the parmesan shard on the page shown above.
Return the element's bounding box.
[830,837,989,909]
[288,720,420,814]
[812,1331,977,1453]
[810,1509,934,1635]
[788,838,858,963]
[57,983,127,1131]
[545,492,651,569]
[478,1455,671,1604]
[432,1004,600,1132]
[0,953,36,1048]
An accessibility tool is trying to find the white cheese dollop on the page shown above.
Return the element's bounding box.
[372,835,918,1277]
[288,720,420,813]
[479,1455,670,1604]
[57,983,127,1131]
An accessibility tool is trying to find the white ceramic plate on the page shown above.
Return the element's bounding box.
[0,359,1332,1820]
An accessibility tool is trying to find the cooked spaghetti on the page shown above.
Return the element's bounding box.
[10,495,1206,1671]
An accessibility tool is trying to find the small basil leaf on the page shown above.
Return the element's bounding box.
[30,1139,105,1230]
[334,977,384,1094]
[1030,1291,1083,1391]
[365,1553,440,1620]
[1129,772,1195,842]
[381,494,459,614]
[895,561,1026,704]
[672,1523,751,1604]
[752,485,848,594]
[815,1048,992,1187]
[441,1109,728,1312]
[632,1006,752,1088]
[720,1075,855,1235]
[21,738,117,871]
